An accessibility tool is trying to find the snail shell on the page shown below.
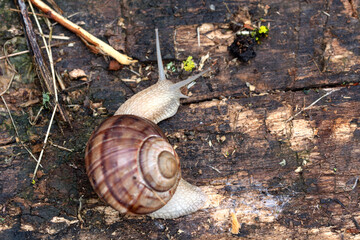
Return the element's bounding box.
[85,114,181,214]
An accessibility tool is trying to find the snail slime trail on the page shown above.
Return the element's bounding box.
[85,29,210,219]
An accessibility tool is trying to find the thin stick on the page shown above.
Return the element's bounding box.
[39,34,70,40]
[209,165,221,173]
[29,0,137,65]
[62,79,92,92]
[308,54,322,74]
[223,2,231,13]
[9,8,48,17]
[3,40,18,73]
[197,27,201,47]
[29,105,44,125]
[124,67,141,77]
[286,89,338,122]
[351,177,359,190]
[45,18,59,102]
[0,73,16,96]
[55,71,66,90]
[49,139,74,152]
[44,0,63,14]
[32,103,58,181]
[0,42,74,60]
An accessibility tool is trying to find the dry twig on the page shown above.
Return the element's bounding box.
[286,88,339,122]
[29,0,138,65]
[0,73,16,96]
[31,103,58,182]
[49,139,74,152]
[0,42,74,60]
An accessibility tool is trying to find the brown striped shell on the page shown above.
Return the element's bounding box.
[85,114,181,215]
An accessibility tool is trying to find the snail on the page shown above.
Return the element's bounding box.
[85,29,210,219]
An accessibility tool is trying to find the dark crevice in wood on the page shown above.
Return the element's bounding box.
[282,81,354,93]
[182,80,357,105]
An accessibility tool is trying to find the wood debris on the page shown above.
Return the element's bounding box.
[69,69,87,80]
[230,211,241,235]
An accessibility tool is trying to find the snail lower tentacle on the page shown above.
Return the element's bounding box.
[85,28,209,219]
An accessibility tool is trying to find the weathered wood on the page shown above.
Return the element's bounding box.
[0,0,359,239]
[126,0,359,99]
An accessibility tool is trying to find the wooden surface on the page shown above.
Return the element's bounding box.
[0,0,359,239]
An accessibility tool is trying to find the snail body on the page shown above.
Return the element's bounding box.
[85,29,209,219]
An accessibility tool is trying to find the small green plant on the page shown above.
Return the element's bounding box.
[258,25,269,34]
[42,92,50,108]
[303,89,310,95]
[183,56,195,72]
[251,25,269,42]
[166,62,176,72]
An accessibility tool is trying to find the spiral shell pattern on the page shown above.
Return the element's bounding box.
[85,115,181,214]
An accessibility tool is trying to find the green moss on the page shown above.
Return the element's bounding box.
[0,2,21,42]
[250,25,269,43]
[183,56,195,72]
[7,37,37,84]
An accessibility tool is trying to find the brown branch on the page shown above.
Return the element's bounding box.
[18,0,55,95]
[29,0,138,65]
[16,0,70,124]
